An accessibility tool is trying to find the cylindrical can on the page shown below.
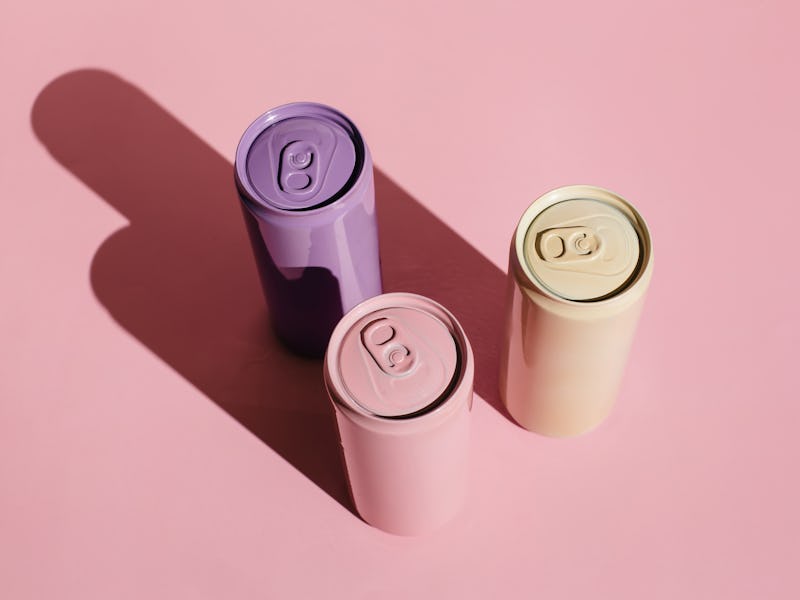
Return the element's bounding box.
[235,102,382,357]
[324,292,474,535]
[500,185,654,437]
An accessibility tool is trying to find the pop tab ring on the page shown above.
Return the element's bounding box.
[235,103,364,212]
[326,294,465,419]
[516,186,651,302]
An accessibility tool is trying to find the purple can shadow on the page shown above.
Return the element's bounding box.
[235,103,382,357]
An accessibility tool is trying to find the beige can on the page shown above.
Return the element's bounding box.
[499,185,653,436]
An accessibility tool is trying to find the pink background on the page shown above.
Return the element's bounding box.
[2,1,799,597]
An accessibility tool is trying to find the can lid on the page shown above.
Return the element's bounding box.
[333,305,459,418]
[237,103,362,211]
[522,196,641,301]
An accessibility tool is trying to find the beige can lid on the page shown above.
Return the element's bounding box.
[518,186,649,302]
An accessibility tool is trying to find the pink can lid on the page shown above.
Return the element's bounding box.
[328,296,460,418]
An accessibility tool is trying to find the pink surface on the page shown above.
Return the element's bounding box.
[1,1,798,598]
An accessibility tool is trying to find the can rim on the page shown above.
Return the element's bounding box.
[234,101,368,215]
[514,184,653,304]
[324,292,474,422]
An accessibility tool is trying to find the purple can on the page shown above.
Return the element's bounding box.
[235,103,382,356]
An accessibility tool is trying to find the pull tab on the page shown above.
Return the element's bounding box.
[537,226,601,264]
[278,140,320,199]
[361,318,417,377]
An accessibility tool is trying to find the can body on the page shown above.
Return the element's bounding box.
[500,185,653,436]
[235,102,382,357]
[325,293,474,535]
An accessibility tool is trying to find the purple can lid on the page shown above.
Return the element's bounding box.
[235,103,364,211]
[328,296,461,419]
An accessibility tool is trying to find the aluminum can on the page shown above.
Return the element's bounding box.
[500,185,654,436]
[235,102,382,357]
[324,293,474,535]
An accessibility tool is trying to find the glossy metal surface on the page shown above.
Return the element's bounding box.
[235,103,382,356]
[325,293,474,535]
[500,185,653,436]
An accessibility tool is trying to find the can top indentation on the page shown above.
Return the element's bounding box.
[330,299,461,419]
[236,103,363,211]
[517,187,649,302]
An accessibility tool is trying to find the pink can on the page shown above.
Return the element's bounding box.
[324,293,474,535]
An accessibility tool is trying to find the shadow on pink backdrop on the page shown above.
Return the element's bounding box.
[31,69,508,512]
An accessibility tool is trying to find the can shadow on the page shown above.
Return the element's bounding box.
[30,69,506,514]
